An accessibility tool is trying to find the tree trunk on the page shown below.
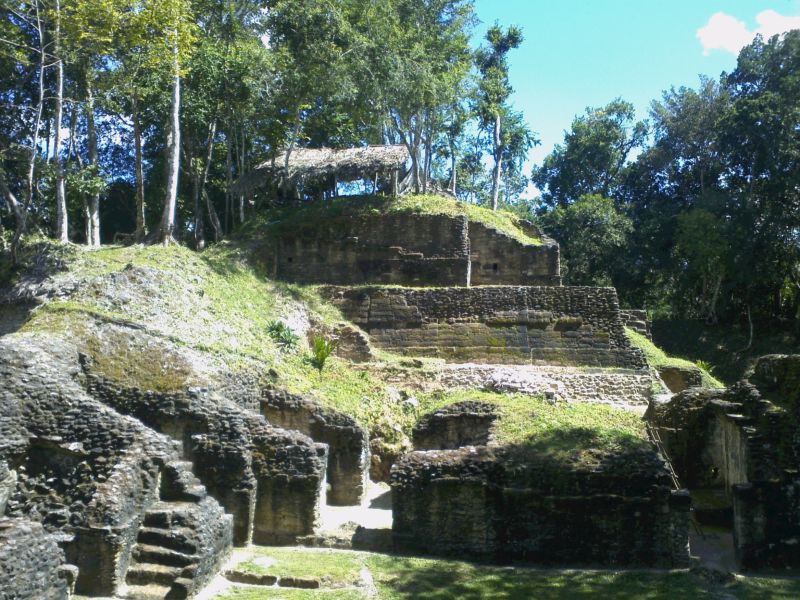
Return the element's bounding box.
[491,112,503,211]
[191,156,205,249]
[155,43,181,245]
[224,136,233,233]
[706,273,723,325]
[448,139,457,195]
[238,130,246,223]
[133,99,147,242]
[67,102,91,244]
[86,80,101,247]
[201,120,223,242]
[53,0,68,243]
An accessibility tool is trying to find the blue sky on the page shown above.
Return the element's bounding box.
[471,0,800,167]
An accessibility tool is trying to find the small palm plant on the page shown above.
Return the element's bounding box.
[309,335,337,374]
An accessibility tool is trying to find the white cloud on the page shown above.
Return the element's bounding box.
[697,9,800,55]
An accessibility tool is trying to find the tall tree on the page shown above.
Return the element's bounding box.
[475,23,522,210]
[146,0,195,245]
[533,99,647,208]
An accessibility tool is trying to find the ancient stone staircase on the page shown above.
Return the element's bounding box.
[124,461,231,600]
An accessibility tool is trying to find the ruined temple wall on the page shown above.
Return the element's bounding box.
[265,213,561,287]
[0,518,72,600]
[706,409,751,493]
[330,286,646,369]
[82,373,327,547]
[468,222,561,286]
[269,214,471,286]
[391,447,690,567]
[260,389,369,506]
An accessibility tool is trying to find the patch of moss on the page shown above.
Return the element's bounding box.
[626,328,724,389]
[85,329,192,393]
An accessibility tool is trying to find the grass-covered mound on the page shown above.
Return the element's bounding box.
[247,194,543,246]
[626,328,723,388]
[415,390,648,459]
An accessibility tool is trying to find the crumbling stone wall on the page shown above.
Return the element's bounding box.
[0,336,194,596]
[468,222,560,286]
[412,401,498,450]
[264,213,560,287]
[391,445,690,567]
[656,366,703,394]
[260,389,369,506]
[648,357,800,570]
[82,368,328,546]
[0,518,72,600]
[330,286,646,368]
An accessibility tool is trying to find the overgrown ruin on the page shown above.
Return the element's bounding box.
[1,198,797,599]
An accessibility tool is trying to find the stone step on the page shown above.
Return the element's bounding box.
[124,583,172,600]
[126,563,183,587]
[132,544,196,568]
[144,502,197,528]
[160,462,207,503]
[136,527,198,554]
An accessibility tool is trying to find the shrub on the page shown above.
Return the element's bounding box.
[267,320,300,351]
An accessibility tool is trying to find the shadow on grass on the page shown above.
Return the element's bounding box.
[368,556,716,600]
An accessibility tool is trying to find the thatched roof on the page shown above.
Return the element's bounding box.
[237,145,409,192]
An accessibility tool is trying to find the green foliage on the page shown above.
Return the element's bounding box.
[267,320,300,352]
[540,194,632,286]
[533,99,647,208]
[695,359,714,374]
[309,335,337,374]
[651,319,800,385]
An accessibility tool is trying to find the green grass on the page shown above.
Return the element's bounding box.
[235,547,364,586]
[204,590,364,600]
[213,547,800,600]
[249,194,543,246]
[414,390,649,463]
[626,328,724,389]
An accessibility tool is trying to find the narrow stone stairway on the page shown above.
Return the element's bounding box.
[124,461,233,600]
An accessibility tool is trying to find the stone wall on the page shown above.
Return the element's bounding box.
[263,213,560,287]
[82,367,328,546]
[468,222,561,286]
[647,358,800,570]
[0,518,72,600]
[412,401,498,450]
[260,389,369,506]
[0,335,185,596]
[391,445,690,567]
[329,286,647,368]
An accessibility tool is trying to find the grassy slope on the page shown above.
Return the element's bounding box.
[248,193,543,246]
[215,547,800,600]
[626,328,724,389]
